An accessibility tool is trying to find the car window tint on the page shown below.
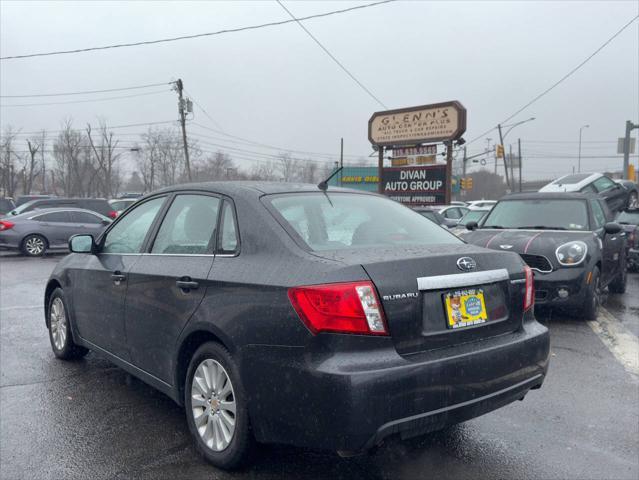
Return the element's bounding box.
[590,200,606,229]
[269,193,460,251]
[593,176,615,192]
[70,211,102,224]
[35,211,71,223]
[580,184,597,194]
[151,195,220,255]
[103,197,165,254]
[219,201,239,253]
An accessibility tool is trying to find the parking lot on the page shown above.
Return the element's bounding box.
[0,253,637,480]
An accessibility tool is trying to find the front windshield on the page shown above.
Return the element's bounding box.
[482,199,590,230]
[269,193,461,251]
[617,210,639,225]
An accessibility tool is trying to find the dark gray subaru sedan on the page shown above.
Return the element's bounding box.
[44,182,549,469]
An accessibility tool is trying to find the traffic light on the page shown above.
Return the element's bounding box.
[460,178,466,189]
[496,144,505,158]
[466,177,473,190]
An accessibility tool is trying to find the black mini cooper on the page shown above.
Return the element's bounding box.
[460,192,627,319]
[45,183,549,469]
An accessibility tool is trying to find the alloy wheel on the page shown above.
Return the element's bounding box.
[592,276,601,313]
[25,236,45,256]
[50,297,67,350]
[629,192,638,209]
[191,359,237,452]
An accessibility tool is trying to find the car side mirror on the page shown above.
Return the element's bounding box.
[69,234,95,254]
[604,222,622,235]
[466,221,479,231]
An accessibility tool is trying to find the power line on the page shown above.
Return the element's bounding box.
[0,1,395,60]
[0,89,171,107]
[3,120,178,137]
[276,0,387,109]
[182,89,226,133]
[500,14,639,125]
[0,81,171,98]
[465,14,639,147]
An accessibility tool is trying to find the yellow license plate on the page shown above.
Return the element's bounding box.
[444,288,488,329]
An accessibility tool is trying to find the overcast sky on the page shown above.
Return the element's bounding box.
[1,0,638,180]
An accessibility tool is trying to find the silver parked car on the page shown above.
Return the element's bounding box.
[0,208,111,257]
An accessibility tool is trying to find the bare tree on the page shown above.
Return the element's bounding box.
[22,138,41,195]
[53,119,91,197]
[0,127,19,197]
[86,121,121,198]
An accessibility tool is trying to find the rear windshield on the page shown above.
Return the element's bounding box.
[553,174,590,185]
[268,193,461,251]
[461,210,488,223]
[482,199,590,230]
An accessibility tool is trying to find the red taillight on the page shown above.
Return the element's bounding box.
[288,281,388,336]
[0,220,15,231]
[108,210,118,219]
[524,265,534,311]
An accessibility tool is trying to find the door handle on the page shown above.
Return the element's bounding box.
[176,278,199,291]
[111,271,126,285]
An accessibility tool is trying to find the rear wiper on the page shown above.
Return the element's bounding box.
[517,226,567,230]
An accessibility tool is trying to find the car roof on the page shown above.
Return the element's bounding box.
[152,181,364,198]
[500,192,600,201]
[14,208,110,220]
[539,172,602,192]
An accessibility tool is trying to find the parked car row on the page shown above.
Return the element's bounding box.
[0,195,141,257]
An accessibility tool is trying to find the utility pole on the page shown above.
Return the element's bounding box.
[509,144,514,190]
[623,120,638,179]
[578,124,589,173]
[175,79,192,182]
[41,131,46,192]
[497,124,510,188]
[340,137,344,187]
[377,146,384,194]
[518,138,522,192]
[444,141,453,205]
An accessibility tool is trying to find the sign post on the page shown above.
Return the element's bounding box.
[368,101,466,203]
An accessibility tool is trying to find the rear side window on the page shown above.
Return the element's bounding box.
[218,200,239,254]
[151,194,220,255]
[593,176,616,192]
[34,211,71,223]
[443,208,462,219]
[590,200,606,229]
[69,211,102,224]
[103,197,165,254]
[268,193,460,251]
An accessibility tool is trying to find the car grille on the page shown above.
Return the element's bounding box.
[520,254,553,273]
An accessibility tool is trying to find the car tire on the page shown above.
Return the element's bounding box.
[609,252,627,294]
[47,288,89,360]
[184,342,252,470]
[580,267,601,321]
[21,234,48,257]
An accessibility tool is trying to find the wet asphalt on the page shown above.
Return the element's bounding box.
[0,253,637,480]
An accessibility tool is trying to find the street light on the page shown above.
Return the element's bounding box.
[578,124,589,173]
[497,117,536,188]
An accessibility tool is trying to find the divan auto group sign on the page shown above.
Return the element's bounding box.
[383,165,446,205]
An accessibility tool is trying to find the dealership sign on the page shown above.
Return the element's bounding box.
[369,101,467,147]
[382,165,446,205]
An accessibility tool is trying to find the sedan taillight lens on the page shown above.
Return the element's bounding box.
[524,265,534,312]
[288,281,388,336]
[108,210,118,219]
[0,220,15,231]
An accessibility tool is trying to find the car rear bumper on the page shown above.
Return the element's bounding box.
[532,266,589,306]
[241,318,549,451]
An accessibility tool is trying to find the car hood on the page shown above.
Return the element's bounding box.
[460,229,597,258]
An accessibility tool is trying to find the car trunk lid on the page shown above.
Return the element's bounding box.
[313,244,527,355]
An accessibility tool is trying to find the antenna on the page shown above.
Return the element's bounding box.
[317,166,343,191]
